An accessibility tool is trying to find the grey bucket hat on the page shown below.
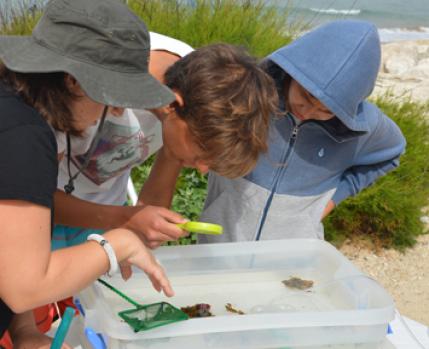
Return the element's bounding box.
[0,0,175,109]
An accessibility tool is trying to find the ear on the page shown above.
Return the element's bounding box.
[149,105,172,121]
[64,74,83,95]
[174,91,184,107]
[149,91,184,121]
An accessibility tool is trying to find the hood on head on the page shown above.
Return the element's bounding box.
[268,20,381,132]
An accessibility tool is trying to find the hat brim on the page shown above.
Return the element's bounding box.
[0,36,175,109]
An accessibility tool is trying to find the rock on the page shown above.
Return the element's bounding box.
[372,40,429,102]
[384,56,415,75]
[420,216,429,224]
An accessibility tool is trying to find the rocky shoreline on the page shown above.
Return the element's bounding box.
[372,40,429,102]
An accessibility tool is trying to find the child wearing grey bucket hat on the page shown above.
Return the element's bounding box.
[0,0,175,109]
[0,0,177,345]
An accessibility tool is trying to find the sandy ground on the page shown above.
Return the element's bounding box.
[340,233,429,326]
[336,40,429,326]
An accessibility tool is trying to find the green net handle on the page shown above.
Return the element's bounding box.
[97,278,141,308]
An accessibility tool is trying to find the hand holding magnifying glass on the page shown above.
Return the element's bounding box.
[177,221,223,235]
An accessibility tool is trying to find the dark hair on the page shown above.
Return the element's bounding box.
[261,59,291,113]
[164,44,279,178]
[0,63,79,135]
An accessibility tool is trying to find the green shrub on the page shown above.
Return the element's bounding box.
[324,99,429,249]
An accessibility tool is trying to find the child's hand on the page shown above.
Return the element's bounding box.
[105,229,175,297]
[124,205,189,249]
[321,200,335,219]
[127,237,174,297]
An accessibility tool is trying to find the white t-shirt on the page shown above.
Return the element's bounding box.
[56,32,193,205]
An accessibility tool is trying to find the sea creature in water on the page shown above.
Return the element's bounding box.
[181,303,213,318]
[225,303,245,315]
[282,277,314,290]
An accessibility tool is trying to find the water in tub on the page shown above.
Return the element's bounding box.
[101,269,360,318]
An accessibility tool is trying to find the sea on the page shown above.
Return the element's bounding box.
[5,0,429,42]
[281,0,429,42]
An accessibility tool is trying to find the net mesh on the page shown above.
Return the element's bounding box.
[119,302,189,332]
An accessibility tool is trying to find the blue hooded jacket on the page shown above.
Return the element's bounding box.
[200,20,406,242]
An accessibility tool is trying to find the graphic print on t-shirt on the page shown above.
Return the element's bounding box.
[71,120,155,185]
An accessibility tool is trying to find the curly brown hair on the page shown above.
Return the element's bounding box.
[0,63,79,135]
[164,44,279,178]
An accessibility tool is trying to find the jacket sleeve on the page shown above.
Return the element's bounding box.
[332,110,406,205]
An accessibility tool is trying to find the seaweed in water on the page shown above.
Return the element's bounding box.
[180,303,213,318]
[225,303,245,315]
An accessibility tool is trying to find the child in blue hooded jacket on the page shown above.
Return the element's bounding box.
[199,20,406,242]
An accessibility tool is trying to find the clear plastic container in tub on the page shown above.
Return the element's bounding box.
[78,239,394,349]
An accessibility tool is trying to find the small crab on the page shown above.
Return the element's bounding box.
[282,277,314,290]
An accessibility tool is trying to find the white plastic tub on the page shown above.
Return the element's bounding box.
[78,239,394,349]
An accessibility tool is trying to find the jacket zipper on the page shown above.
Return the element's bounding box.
[255,123,299,241]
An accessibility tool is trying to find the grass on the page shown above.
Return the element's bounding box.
[1,0,299,55]
[0,1,43,35]
[128,0,300,56]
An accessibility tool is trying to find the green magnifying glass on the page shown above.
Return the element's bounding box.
[177,221,223,235]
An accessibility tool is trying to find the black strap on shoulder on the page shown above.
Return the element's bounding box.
[64,106,108,194]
